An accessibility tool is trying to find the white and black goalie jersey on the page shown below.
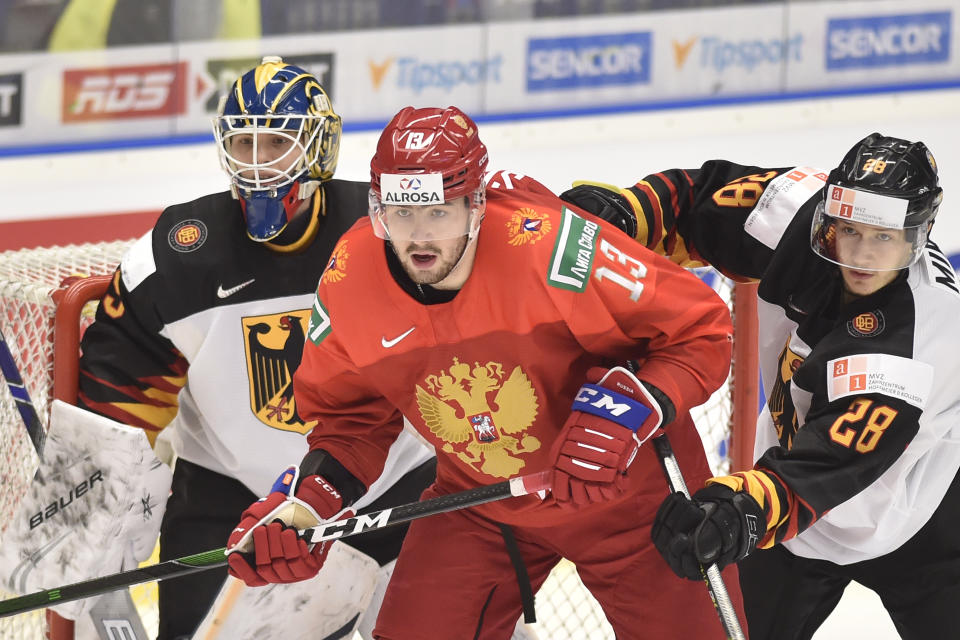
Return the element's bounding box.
[78,180,433,502]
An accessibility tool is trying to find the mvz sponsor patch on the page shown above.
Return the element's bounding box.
[827,353,933,409]
[547,207,599,292]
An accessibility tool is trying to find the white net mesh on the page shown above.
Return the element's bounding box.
[0,241,133,640]
[0,245,745,640]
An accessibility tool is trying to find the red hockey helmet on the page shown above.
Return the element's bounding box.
[369,106,489,242]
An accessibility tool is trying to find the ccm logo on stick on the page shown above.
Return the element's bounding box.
[312,510,393,542]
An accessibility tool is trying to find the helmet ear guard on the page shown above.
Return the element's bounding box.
[214,56,340,241]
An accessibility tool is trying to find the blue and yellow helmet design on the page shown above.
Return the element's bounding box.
[214,56,342,241]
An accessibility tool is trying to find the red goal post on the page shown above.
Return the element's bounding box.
[0,241,758,640]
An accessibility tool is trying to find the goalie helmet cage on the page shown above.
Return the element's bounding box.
[0,242,757,640]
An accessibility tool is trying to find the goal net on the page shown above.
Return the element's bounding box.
[0,242,757,640]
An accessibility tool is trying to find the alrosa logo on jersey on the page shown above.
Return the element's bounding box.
[63,62,188,122]
[243,310,316,434]
[507,208,552,246]
[826,11,951,70]
[670,33,803,72]
[0,73,22,127]
[827,354,932,409]
[527,32,652,91]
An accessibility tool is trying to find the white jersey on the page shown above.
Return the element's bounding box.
[78,186,433,503]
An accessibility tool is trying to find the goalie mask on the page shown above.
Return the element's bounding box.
[811,133,942,272]
[368,106,488,243]
[214,56,342,241]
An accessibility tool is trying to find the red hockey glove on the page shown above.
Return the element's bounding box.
[225,466,354,586]
[651,484,764,580]
[550,366,664,508]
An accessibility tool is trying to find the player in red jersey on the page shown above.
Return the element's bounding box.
[225,106,744,639]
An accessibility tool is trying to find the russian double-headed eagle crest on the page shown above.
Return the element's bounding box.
[243,310,316,434]
[322,241,349,284]
[506,208,551,246]
[416,357,541,478]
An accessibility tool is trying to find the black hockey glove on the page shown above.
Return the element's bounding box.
[651,483,764,580]
[559,182,638,239]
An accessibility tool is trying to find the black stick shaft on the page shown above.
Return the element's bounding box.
[652,433,746,640]
[0,470,550,619]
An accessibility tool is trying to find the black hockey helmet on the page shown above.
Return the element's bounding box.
[811,133,943,271]
[828,132,942,227]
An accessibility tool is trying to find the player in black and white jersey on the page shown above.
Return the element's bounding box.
[77,58,436,640]
[562,133,960,639]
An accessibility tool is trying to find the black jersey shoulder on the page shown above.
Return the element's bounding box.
[134,182,368,324]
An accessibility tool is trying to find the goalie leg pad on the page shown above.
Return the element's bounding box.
[192,542,380,640]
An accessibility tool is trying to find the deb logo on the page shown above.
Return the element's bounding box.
[0,73,22,127]
[826,11,951,70]
[63,62,188,122]
[369,55,503,94]
[527,32,652,91]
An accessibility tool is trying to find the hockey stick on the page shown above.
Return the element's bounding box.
[0,324,45,457]
[0,470,551,619]
[652,433,746,640]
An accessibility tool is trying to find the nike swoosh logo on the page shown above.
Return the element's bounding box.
[381,326,415,348]
[217,278,255,299]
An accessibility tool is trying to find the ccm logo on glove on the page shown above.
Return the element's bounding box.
[572,385,651,431]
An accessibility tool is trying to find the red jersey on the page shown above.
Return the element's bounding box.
[295,177,732,526]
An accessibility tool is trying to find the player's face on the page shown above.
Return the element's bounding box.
[834,220,910,296]
[228,131,302,184]
[386,199,474,287]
